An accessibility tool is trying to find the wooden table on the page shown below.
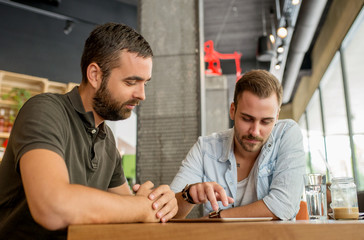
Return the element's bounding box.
[68,220,364,240]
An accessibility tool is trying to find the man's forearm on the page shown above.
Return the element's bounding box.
[108,183,134,196]
[173,192,195,219]
[31,183,157,230]
[20,149,160,230]
[218,200,279,219]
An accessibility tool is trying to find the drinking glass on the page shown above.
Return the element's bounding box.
[303,174,328,220]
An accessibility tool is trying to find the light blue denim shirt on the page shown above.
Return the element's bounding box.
[170,119,305,220]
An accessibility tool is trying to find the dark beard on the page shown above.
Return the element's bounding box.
[93,78,139,121]
[234,127,264,152]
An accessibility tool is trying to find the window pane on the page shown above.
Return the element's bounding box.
[325,135,352,178]
[299,113,312,173]
[354,135,364,188]
[343,7,364,189]
[320,52,352,178]
[306,90,326,174]
[320,53,348,135]
[344,8,364,134]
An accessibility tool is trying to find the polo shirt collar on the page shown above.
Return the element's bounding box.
[67,86,106,139]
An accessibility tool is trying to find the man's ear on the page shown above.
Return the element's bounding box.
[86,63,102,89]
[229,102,236,120]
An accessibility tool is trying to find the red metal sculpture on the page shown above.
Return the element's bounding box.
[204,40,242,81]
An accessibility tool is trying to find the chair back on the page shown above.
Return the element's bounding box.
[295,201,309,220]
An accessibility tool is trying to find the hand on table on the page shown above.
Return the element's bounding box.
[188,182,234,212]
[133,181,178,223]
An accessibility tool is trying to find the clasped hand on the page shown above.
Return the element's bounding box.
[133,181,178,223]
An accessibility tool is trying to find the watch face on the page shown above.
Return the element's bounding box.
[209,211,217,218]
[209,210,222,218]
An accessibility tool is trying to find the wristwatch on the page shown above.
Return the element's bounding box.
[209,209,223,218]
[181,184,195,204]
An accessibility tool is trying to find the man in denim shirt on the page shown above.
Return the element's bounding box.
[170,69,305,220]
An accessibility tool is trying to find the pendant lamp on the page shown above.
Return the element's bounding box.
[256,8,274,62]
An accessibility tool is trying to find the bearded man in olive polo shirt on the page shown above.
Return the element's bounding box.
[0,23,177,239]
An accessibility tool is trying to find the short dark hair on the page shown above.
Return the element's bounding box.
[80,22,153,84]
[233,69,283,107]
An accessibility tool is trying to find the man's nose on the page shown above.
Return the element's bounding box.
[134,84,145,101]
[249,122,260,136]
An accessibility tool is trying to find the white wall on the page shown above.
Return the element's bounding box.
[106,111,137,149]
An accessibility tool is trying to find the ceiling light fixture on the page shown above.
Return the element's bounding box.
[269,34,275,44]
[275,62,281,70]
[277,26,288,39]
[256,8,274,62]
[277,45,284,54]
[257,35,274,61]
[269,7,276,44]
[63,20,74,35]
[291,0,300,5]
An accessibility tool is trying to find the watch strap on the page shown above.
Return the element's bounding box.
[181,184,195,204]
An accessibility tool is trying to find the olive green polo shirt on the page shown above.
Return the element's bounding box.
[0,87,125,239]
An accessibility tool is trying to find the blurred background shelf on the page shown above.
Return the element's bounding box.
[0,70,79,143]
[0,132,10,138]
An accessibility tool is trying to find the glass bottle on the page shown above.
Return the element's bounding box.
[330,177,359,220]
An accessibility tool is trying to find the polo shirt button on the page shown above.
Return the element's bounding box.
[268,144,271,147]
[91,129,97,134]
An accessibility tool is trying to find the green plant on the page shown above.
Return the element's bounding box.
[2,87,31,122]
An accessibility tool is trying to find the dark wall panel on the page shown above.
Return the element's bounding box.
[0,0,137,84]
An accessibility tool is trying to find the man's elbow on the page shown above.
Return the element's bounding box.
[264,199,297,220]
[276,206,298,220]
[28,203,69,230]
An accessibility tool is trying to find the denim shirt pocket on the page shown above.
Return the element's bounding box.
[257,159,276,198]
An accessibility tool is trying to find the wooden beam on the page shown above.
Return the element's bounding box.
[289,0,364,122]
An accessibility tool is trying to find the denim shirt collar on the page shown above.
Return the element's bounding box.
[258,130,275,168]
[219,128,235,164]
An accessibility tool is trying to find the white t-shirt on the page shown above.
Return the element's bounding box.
[235,159,259,206]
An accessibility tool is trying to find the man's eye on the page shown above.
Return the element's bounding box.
[262,120,273,125]
[126,80,136,85]
[243,117,252,122]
